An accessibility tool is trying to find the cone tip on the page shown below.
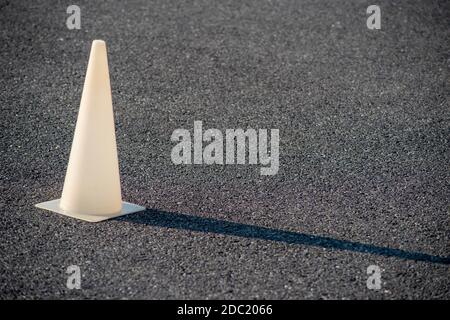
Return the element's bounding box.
[92,39,106,48]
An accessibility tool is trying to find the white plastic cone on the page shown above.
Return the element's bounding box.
[36,40,145,222]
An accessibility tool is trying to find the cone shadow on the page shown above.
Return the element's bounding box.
[118,209,450,265]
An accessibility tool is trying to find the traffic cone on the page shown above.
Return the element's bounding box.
[36,40,145,222]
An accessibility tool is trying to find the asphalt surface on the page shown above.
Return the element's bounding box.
[1,0,449,299]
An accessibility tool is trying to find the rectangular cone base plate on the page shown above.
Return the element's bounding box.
[35,199,146,222]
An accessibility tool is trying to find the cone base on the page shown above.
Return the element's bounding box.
[35,199,146,222]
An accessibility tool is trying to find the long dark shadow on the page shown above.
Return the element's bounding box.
[119,209,450,265]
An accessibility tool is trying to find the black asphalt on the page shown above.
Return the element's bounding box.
[0,0,449,299]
